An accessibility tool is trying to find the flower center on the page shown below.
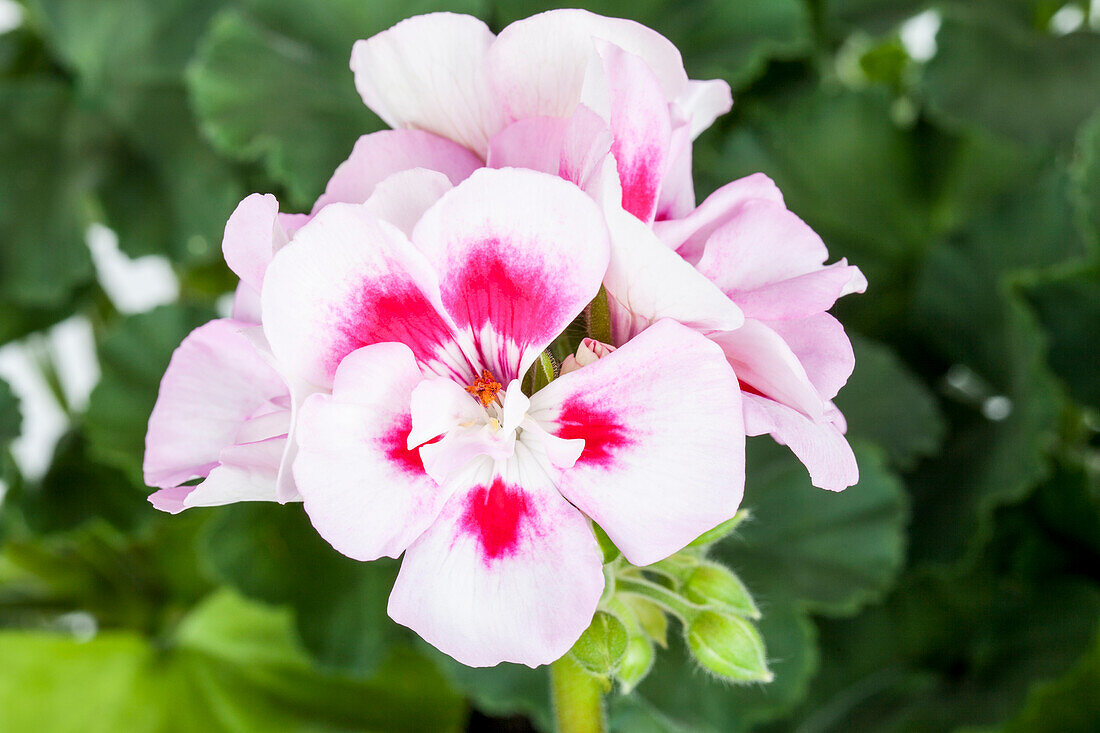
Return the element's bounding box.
[465,369,503,407]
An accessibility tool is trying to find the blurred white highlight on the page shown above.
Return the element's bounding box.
[0,0,22,34]
[900,10,941,63]
[87,224,180,314]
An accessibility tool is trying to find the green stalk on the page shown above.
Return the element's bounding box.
[550,654,606,733]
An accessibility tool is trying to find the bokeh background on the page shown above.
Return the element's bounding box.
[1,1,1098,731]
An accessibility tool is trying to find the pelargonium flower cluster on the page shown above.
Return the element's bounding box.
[144,10,864,668]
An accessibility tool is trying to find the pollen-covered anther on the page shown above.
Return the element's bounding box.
[465,369,503,407]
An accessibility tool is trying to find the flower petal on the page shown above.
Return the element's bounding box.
[603,205,743,343]
[766,313,856,401]
[694,198,832,296]
[488,9,689,123]
[731,260,868,321]
[743,393,858,492]
[677,78,732,139]
[412,168,610,383]
[262,203,474,388]
[582,41,671,223]
[388,451,604,667]
[351,14,501,156]
[363,168,454,238]
[709,320,824,421]
[652,173,783,263]
[144,318,288,490]
[149,437,288,514]
[294,343,448,560]
[530,319,744,566]
[222,193,285,294]
[314,130,482,213]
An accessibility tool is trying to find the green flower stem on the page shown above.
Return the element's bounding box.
[550,654,606,733]
[616,576,701,624]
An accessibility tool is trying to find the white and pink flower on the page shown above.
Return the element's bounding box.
[267,168,745,666]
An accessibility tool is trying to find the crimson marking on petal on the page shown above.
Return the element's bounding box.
[441,238,573,359]
[555,397,635,469]
[379,413,434,476]
[325,273,456,377]
[459,477,534,562]
[738,379,768,400]
[615,143,662,222]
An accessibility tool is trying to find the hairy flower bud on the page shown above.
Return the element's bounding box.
[686,610,772,683]
[570,611,629,676]
[683,563,760,619]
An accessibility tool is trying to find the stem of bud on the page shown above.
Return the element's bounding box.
[550,654,606,733]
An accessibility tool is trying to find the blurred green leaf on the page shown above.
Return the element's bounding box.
[1023,263,1100,410]
[836,335,945,470]
[21,431,148,533]
[0,517,212,634]
[0,78,96,309]
[0,377,19,449]
[720,441,908,614]
[0,588,465,732]
[27,0,244,263]
[774,520,1100,732]
[908,164,1087,564]
[821,0,927,37]
[200,503,403,677]
[995,632,1100,732]
[923,8,1100,149]
[1072,112,1100,248]
[188,0,484,210]
[84,304,215,487]
[432,653,553,731]
[495,0,812,90]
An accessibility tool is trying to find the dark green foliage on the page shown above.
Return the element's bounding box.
[0,0,1098,730]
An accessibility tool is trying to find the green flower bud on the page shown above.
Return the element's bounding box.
[570,611,628,676]
[625,597,668,647]
[686,610,772,683]
[683,563,760,619]
[616,634,655,693]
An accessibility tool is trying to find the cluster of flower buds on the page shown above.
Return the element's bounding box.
[144,9,864,674]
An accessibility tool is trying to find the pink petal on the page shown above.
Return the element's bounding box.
[294,343,448,561]
[363,168,454,238]
[486,105,614,198]
[530,319,745,566]
[314,129,482,213]
[351,14,502,156]
[151,437,290,513]
[231,281,262,324]
[411,168,610,384]
[388,453,604,667]
[603,206,743,343]
[743,393,858,492]
[222,193,286,294]
[709,320,824,421]
[676,78,733,139]
[653,173,784,263]
[766,313,856,401]
[262,203,474,388]
[583,42,671,223]
[694,198,830,295]
[144,319,288,490]
[488,9,689,124]
[486,116,567,174]
[732,260,868,321]
[654,117,695,222]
